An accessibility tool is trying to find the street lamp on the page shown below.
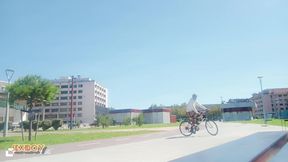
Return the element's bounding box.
[257,76,267,125]
[3,69,14,137]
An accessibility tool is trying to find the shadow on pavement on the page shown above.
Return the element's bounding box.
[166,135,193,140]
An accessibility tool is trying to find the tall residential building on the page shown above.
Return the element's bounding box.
[36,76,108,124]
[251,88,288,118]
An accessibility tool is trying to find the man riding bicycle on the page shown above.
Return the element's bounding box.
[186,94,208,126]
[180,94,218,136]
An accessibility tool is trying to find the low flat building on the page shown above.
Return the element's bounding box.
[221,99,254,121]
[143,108,171,124]
[109,108,171,124]
[109,109,141,124]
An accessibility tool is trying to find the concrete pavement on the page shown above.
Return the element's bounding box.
[2,122,283,162]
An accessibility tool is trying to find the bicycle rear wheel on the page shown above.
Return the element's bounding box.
[179,120,193,136]
[205,120,218,136]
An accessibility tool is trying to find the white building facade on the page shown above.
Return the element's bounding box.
[36,76,108,124]
[0,81,27,124]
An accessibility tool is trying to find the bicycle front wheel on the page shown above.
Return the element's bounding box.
[205,120,218,136]
[179,121,193,136]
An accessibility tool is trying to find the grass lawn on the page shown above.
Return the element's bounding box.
[0,130,157,150]
[82,122,179,130]
[238,119,284,126]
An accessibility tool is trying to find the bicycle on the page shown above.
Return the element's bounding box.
[179,112,218,136]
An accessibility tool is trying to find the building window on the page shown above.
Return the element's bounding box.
[61,96,68,100]
[78,84,83,88]
[78,102,82,105]
[69,96,77,100]
[78,96,82,99]
[45,109,50,112]
[44,103,51,106]
[52,103,59,106]
[70,85,77,88]
[61,85,68,88]
[60,102,68,106]
[69,90,77,94]
[59,114,67,118]
[55,97,59,100]
[51,108,59,112]
[78,90,83,93]
[77,113,82,117]
[69,102,76,105]
[60,108,67,112]
[61,91,68,94]
[77,107,82,111]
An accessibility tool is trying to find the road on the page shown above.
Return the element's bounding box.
[2,122,283,162]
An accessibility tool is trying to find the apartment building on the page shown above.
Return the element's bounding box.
[251,88,288,118]
[36,76,108,124]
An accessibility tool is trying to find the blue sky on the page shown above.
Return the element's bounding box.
[0,0,287,109]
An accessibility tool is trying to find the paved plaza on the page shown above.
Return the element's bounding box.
[2,122,284,162]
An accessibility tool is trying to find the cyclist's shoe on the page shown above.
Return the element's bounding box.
[191,126,196,134]
[195,125,200,131]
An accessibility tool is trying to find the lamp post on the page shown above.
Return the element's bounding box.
[3,69,14,137]
[69,76,75,130]
[257,76,267,125]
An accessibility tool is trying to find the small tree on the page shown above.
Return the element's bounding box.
[99,115,112,128]
[21,121,30,132]
[52,119,63,130]
[42,120,52,131]
[133,114,144,127]
[123,117,131,126]
[7,75,58,141]
[32,121,42,131]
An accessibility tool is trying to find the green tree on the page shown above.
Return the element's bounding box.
[7,75,58,141]
[32,121,42,131]
[123,117,131,126]
[99,115,112,128]
[170,103,187,121]
[52,119,63,130]
[21,121,30,131]
[42,120,52,131]
[207,105,222,120]
[133,114,144,127]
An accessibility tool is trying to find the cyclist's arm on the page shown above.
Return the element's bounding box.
[196,102,208,112]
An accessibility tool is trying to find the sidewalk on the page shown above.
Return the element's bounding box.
[3,122,283,162]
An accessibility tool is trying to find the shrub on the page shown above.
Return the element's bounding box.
[0,122,13,131]
[32,121,42,131]
[133,114,144,127]
[21,121,30,131]
[123,117,131,126]
[0,122,3,131]
[52,119,63,130]
[99,115,112,128]
[42,120,52,131]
